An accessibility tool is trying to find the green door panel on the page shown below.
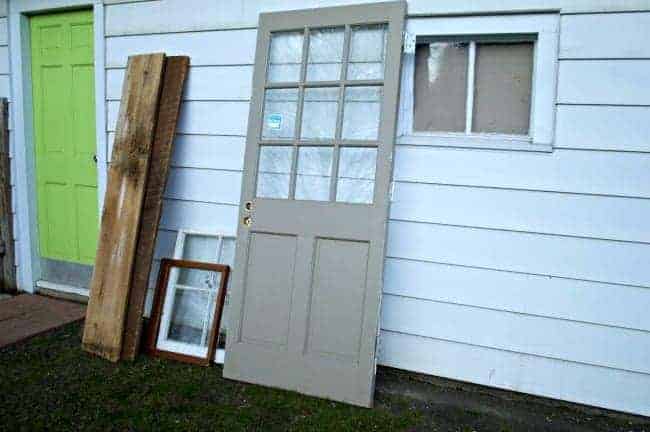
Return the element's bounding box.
[31,10,98,265]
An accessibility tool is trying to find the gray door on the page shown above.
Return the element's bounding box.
[223,1,405,407]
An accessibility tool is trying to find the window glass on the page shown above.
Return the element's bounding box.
[167,288,212,346]
[336,147,377,204]
[342,86,382,140]
[414,42,468,132]
[307,27,344,81]
[295,147,333,201]
[473,42,533,135]
[220,238,236,267]
[262,88,298,139]
[347,25,387,80]
[301,87,339,140]
[181,235,218,263]
[268,32,303,82]
[256,146,293,199]
[412,39,534,136]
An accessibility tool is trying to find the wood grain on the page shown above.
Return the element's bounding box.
[122,56,189,361]
[0,98,15,294]
[82,54,165,362]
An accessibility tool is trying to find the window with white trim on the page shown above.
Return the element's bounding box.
[398,14,559,151]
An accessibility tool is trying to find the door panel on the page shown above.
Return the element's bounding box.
[224,2,405,407]
[307,238,369,361]
[240,232,297,347]
[31,10,97,264]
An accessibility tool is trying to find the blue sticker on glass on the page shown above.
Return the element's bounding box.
[268,114,282,130]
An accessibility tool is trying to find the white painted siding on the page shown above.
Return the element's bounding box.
[13,0,645,417]
[382,10,650,417]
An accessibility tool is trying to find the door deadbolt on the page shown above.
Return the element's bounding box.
[243,216,252,227]
[244,201,253,212]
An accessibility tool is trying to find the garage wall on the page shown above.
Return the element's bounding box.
[102,0,650,416]
[382,11,650,416]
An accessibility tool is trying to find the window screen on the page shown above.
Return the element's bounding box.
[413,39,534,136]
[414,42,468,132]
[472,43,533,134]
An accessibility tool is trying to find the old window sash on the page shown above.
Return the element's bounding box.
[161,229,236,363]
[398,14,559,152]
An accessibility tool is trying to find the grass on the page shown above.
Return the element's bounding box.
[0,322,422,431]
[2,321,649,432]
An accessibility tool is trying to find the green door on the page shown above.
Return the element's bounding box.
[31,10,98,265]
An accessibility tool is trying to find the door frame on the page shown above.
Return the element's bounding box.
[10,0,106,293]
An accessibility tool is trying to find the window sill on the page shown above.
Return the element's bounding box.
[396,134,553,153]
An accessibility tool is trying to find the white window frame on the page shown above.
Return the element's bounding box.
[398,14,559,152]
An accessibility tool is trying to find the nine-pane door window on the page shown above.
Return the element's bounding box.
[257,24,387,204]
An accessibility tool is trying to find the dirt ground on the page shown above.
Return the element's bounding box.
[1,321,649,431]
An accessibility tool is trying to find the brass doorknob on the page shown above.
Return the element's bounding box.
[243,216,252,227]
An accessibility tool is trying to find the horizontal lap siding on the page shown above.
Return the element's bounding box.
[106,66,253,101]
[103,0,650,36]
[558,60,650,105]
[381,295,650,374]
[559,13,650,59]
[383,11,650,416]
[387,220,650,288]
[394,147,650,197]
[107,100,249,136]
[390,182,650,243]
[103,4,650,415]
[384,259,650,331]
[105,29,256,67]
[555,12,650,153]
[378,331,650,416]
[106,133,246,171]
[555,105,650,152]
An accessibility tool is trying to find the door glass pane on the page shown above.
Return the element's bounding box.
[307,27,344,81]
[295,147,333,201]
[182,234,218,263]
[414,42,468,132]
[472,42,533,135]
[167,287,212,346]
[262,88,298,139]
[336,147,377,204]
[256,146,293,199]
[301,87,339,140]
[347,25,387,80]
[267,31,303,82]
[342,86,382,140]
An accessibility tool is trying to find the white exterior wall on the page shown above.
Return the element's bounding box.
[8,0,650,417]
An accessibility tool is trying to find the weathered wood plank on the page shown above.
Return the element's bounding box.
[0,98,15,293]
[82,54,165,362]
[122,56,189,361]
